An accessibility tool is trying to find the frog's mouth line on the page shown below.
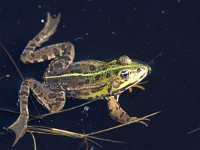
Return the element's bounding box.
[112,71,148,96]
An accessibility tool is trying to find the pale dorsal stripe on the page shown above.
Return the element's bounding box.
[45,65,134,79]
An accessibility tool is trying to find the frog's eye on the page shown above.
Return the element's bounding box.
[118,55,132,65]
[120,69,130,79]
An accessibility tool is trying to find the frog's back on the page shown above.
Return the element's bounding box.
[67,60,106,74]
[44,60,112,100]
[44,60,105,77]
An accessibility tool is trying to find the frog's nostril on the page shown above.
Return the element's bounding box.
[137,68,141,72]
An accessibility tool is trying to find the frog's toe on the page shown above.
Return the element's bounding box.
[8,114,28,146]
[129,117,150,127]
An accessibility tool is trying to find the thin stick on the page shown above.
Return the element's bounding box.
[188,127,200,134]
[0,42,24,80]
[29,132,37,150]
[147,50,163,66]
[88,135,125,144]
[27,126,124,144]
[29,100,96,121]
[28,126,86,138]
[0,100,95,120]
[87,112,160,136]
[0,76,5,80]
[0,100,96,121]
[87,138,103,148]
[26,112,160,145]
[0,108,38,118]
[0,42,41,116]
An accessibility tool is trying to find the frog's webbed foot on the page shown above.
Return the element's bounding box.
[7,79,31,146]
[106,96,150,125]
[25,13,61,51]
[8,114,28,146]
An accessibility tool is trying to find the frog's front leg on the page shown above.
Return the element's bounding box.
[107,96,149,125]
[8,78,66,146]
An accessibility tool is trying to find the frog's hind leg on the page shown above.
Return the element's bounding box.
[20,13,75,64]
[106,96,149,125]
[8,78,66,146]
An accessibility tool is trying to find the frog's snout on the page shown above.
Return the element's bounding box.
[133,66,150,75]
[146,65,152,74]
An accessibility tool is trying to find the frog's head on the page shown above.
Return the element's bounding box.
[109,55,151,95]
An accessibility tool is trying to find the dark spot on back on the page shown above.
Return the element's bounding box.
[69,68,82,73]
[54,62,63,68]
[102,67,107,70]
[76,69,83,73]
[74,90,81,96]
[69,69,76,73]
[91,88,101,93]
[95,95,100,99]
[48,66,54,72]
[95,75,100,81]
[85,79,90,84]
[78,80,85,86]
[99,94,106,98]
[89,65,96,71]
[73,64,80,68]
[82,91,90,95]
[106,73,111,78]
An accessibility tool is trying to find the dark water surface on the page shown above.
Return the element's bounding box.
[0,0,200,150]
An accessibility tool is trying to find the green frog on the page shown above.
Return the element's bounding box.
[8,13,151,146]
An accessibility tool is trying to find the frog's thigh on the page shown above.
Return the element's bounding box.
[21,42,75,64]
[107,96,137,123]
[27,78,66,112]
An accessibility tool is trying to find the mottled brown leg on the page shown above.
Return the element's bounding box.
[107,96,149,125]
[8,78,66,146]
[20,13,75,64]
[44,43,75,76]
